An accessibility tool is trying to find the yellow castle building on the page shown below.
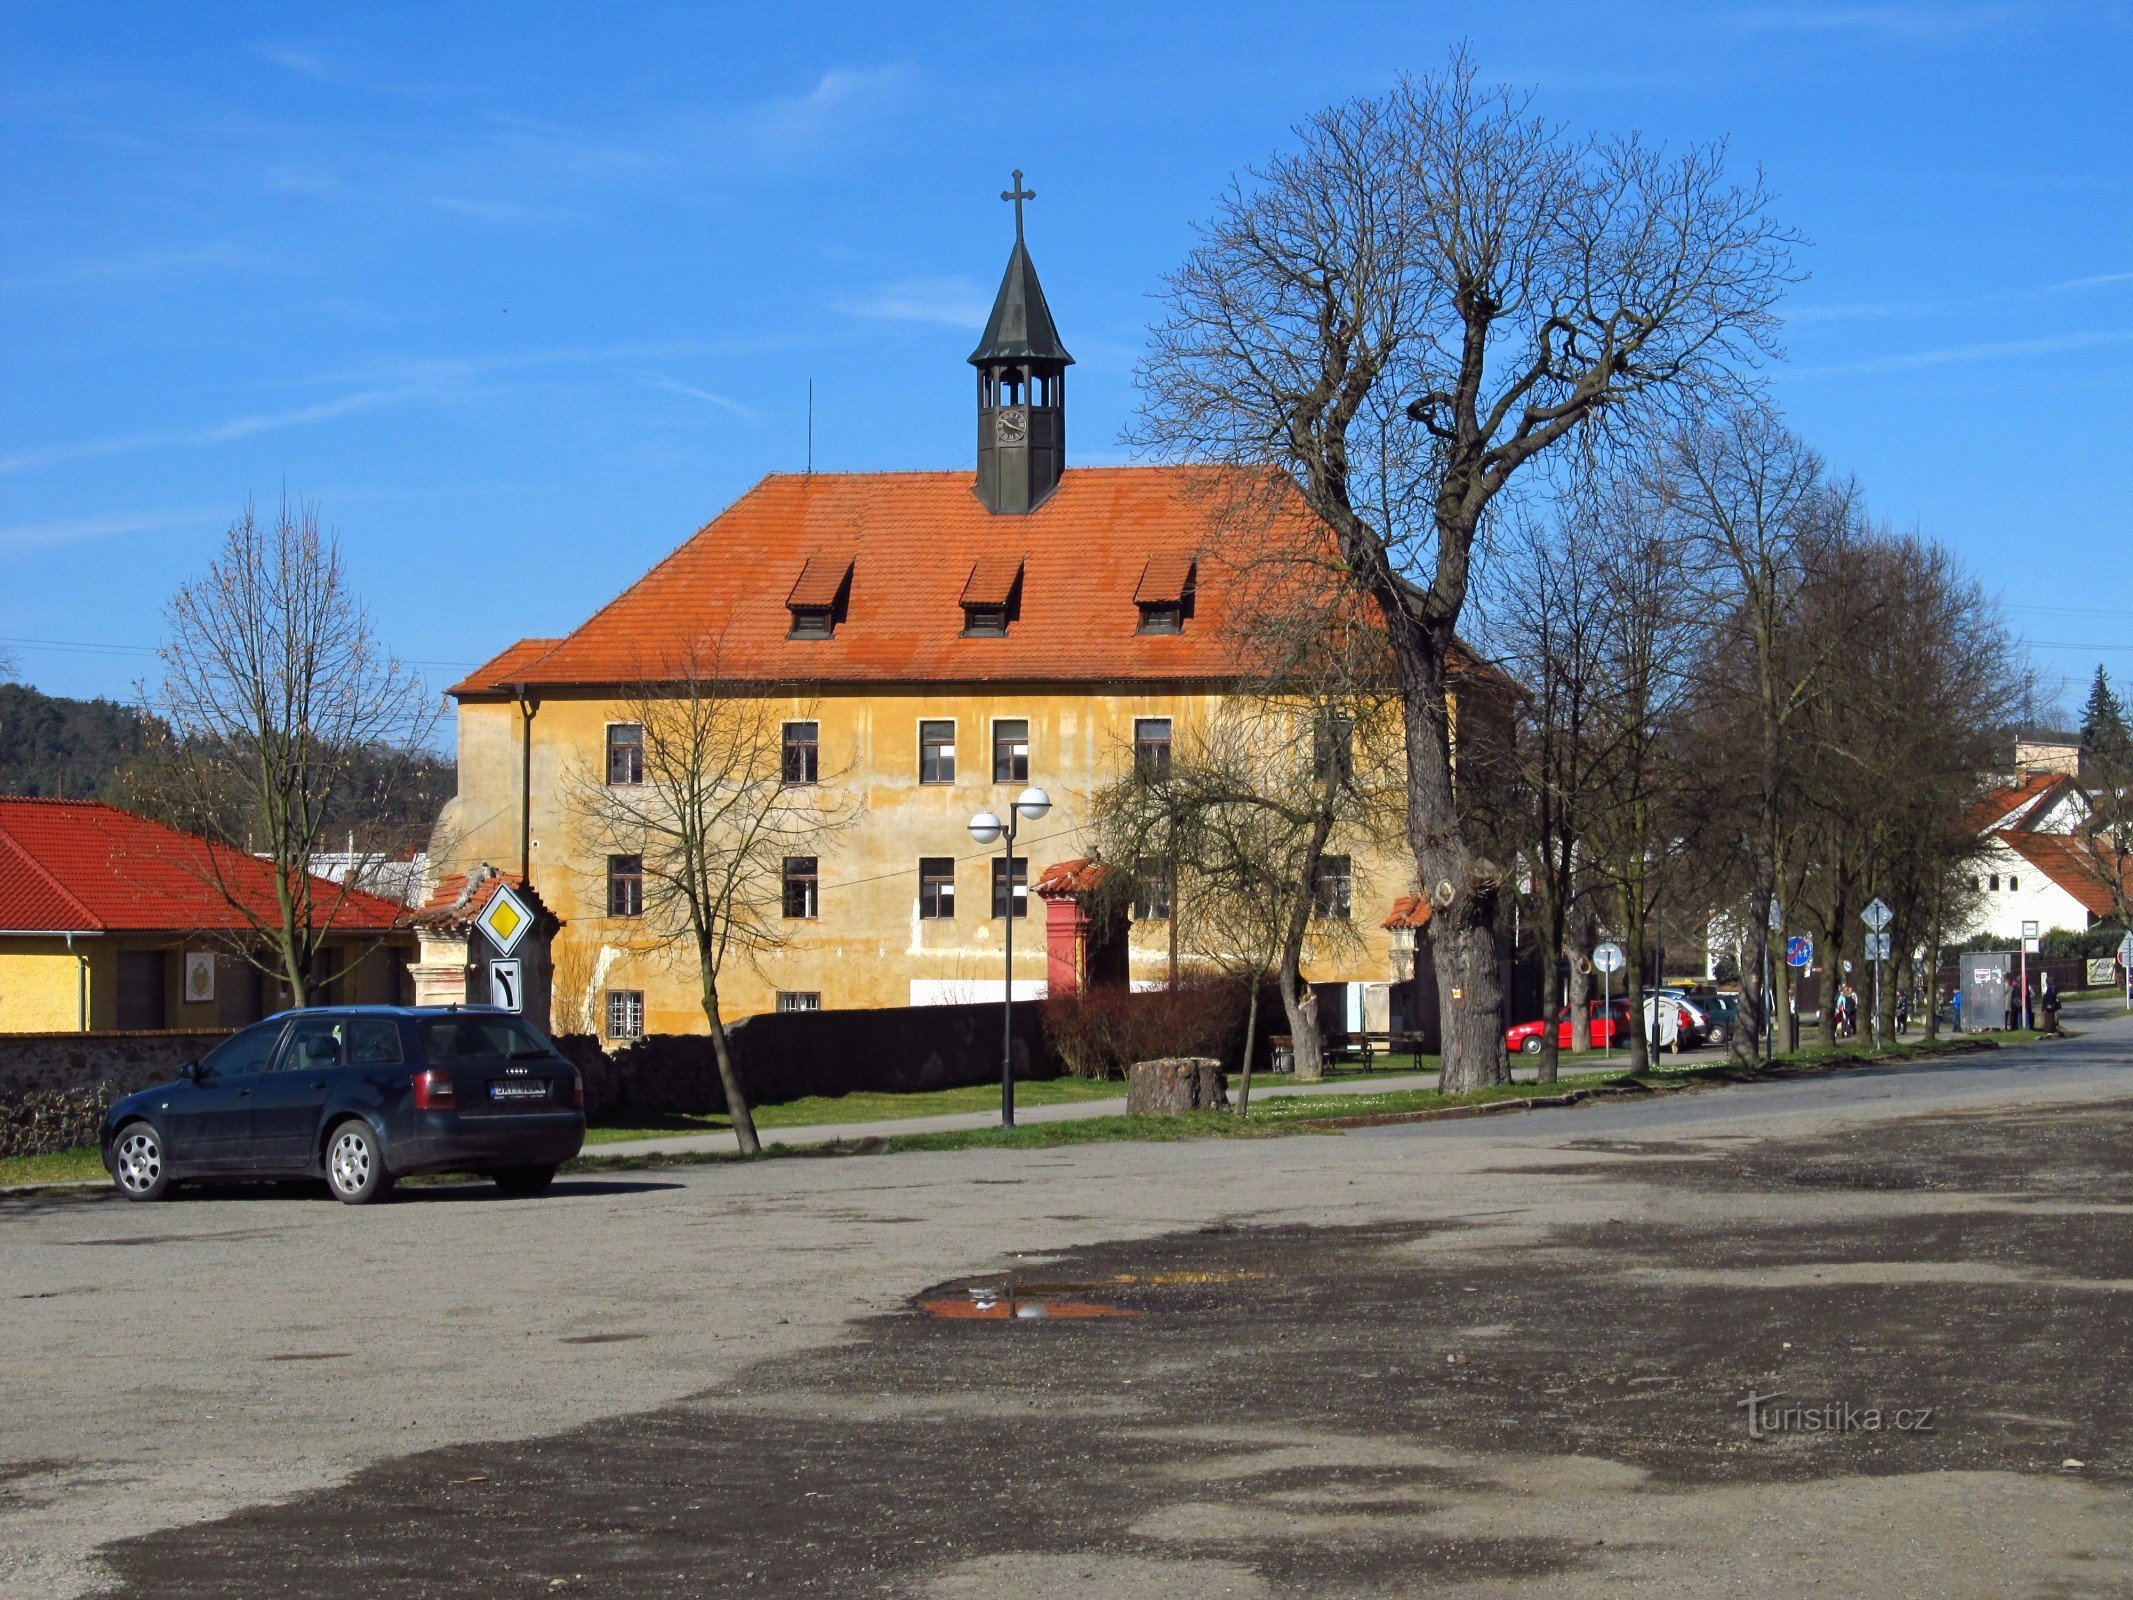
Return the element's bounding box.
[435,209,1486,1043]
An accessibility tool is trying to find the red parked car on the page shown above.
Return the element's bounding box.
[1505,1000,1632,1055]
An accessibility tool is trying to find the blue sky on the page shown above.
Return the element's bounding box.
[3,1,2129,724]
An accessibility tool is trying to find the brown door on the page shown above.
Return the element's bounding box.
[115,950,168,1031]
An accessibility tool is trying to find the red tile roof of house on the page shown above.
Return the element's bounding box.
[1999,831,2130,919]
[414,866,528,930]
[1383,893,1434,931]
[450,467,1335,694]
[1964,772,2076,835]
[0,799,408,935]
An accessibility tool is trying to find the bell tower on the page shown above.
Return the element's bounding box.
[971,170,1072,515]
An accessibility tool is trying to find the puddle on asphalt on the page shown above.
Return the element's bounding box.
[916,1269,1267,1321]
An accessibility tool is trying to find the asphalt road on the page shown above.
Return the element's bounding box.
[4,1011,2129,1599]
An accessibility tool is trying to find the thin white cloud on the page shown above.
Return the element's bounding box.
[0,506,223,554]
[1725,3,2023,39]
[259,43,335,81]
[835,274,992,328]
[1790,268,2133,323]
[430,196,588,226]
[0,243,263,294]
[1793,328,2133,376]
[729,66,911,161]
[642,377,758,419]
[0,386,425,474]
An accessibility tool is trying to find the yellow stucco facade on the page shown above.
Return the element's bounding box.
[0,936,415,1035]
[437,684,1414,1038]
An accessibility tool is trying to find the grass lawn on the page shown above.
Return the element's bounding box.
[585,1058,1446,1144]
[0,1146,106,1187]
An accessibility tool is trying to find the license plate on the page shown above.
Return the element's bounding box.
[488,1080,549,1102]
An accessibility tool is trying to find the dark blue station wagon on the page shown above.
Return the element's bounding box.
[101,1006,586,1204]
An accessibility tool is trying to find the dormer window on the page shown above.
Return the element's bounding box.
[1135,554,1196,634]
[786,554,853,639]
[960,555,1024,637]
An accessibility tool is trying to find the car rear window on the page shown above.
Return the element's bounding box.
[421,1018,559,1063]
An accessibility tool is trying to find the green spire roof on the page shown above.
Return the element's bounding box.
[968,238,1073,366]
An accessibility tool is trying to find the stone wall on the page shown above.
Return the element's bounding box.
[0,1030,230,1159]
[561,999,1056,1118]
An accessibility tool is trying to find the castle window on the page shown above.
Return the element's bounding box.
[786,554,852,639]
[961,556,1023,636]
[782,721,819,786]
[607,855,644,918]
[782,856,819,920]
[918,857,956,920]
[991,856,1029,919]
[1134,718,1173,782]
[920,720,956,784]
[1134,554,1196,634]
[1134,856,1171,921]
[606,723,644,786]
[1989,873,2000,891]
[777,991,821,1013]
[2008,876,2019,892]
[1312,856,1353,921]
[993,719,1030,783]
[604,989,644,1041]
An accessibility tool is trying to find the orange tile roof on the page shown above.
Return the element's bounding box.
[1383,893,1433,930]
[959,553,1024,609]
[415,865,528,930]
[1964,772,2073,835]
[2000,832,2129,919]
[450,467,1306,694]
[1134,553,1195,606]
[0,798,407,935]
[786,554,854,610]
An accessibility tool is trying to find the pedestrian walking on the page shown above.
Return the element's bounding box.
[1895,990,1910,1035]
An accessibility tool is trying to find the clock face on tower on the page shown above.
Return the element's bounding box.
[995,406,1028,446]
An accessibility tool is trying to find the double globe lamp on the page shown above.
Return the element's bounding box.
[968,786,1051,1127]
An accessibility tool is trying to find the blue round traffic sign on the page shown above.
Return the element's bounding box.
[1786,935,1813,969]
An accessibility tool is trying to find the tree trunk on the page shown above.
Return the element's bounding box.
[1623,917,1651,1074]
[1534,903,1564,1085]
[1568,921,1593,1053]
[1390,625,1505,1095]
[1235,976,1263,1118]
[1279,967,1323,1081]
[700,972,760,1156]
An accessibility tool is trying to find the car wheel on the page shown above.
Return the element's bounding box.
[324,1120,393,1205]
[111,1122,173,1202]
[492,1165,557,1198]
[1519,1036,1544,1055]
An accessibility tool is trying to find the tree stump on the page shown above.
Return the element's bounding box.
[1126,1057,1228,1116]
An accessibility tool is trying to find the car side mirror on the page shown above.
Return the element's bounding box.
[178,1061,204,1082]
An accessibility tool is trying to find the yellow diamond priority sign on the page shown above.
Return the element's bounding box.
[475,884,533,957]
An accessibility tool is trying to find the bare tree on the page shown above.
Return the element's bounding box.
[1482,496,1621,1082]
[573,643,849,1156]
[142,498,434,1005]
[1135,50,1796,1091]
[1663,407,1850,1062]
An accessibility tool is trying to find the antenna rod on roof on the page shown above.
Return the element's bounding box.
[807,378,814,476]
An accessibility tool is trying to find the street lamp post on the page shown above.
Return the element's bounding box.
[969,786,1051,1128]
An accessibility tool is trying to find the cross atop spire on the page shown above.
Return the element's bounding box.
[1001,169,1035,242]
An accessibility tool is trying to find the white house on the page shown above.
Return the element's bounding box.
[1953,774,2113,942]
